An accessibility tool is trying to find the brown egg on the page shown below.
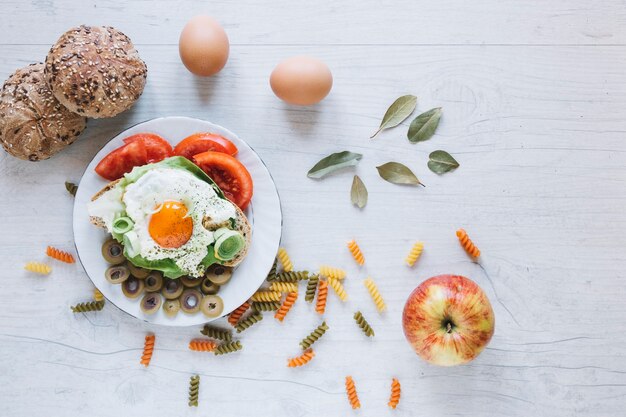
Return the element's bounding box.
[270,56,333,105]
[179,15,229,77]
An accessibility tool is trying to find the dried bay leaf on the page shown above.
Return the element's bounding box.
[350,175,368,208]
[376,162,424,186]
[65,181,78,196]
[407,107,442,143]
[371,95,417,138]
[427,150,459,174]
[307,151,363,179]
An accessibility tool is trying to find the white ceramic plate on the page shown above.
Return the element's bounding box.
[73,117,282,326]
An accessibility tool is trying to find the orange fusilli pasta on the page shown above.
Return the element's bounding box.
[189,339,217,352]
[456,228,481,258]
[46,246,75,263]
[228,301,251,326]
[388,378,401,409]
[275,291,298,322]
[140,334,155,367]
[315,280,328,315]
[347,240,365,265]
[287,349,315,368]
[345,376,361,409]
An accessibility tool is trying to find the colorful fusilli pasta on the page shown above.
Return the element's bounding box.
[250,291,282,302]
[269,271,309,282]
[405,241,424,266]
[315,280,328,315]
[300,321,329,350]
[228,301,251,326]
[388,378,401,409]
[353,311,375,337]
[70,300,104,313]
[327,277,348,302]
[287,349,315,368]
[456,228,481,258]
[252,301,281,312]
[214,341,243,355]
[140,334,155,366]
[24,262,51,275]
[235,311,263,333]
[46,246,75,263]
[189,339,218,352]
[188,375,200,407]
[305,274,319,303]
[269,281,298,293]
[93,288,104,302]
[200,325,232,341]
[345,376,361,409]
[347,240,365,265]
[274,291,298,322]
[266,258,278,281]
[319,265,346,280]
[277,248,293,272]
[364,277,386,312]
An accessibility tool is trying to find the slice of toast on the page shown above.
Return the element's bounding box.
[89,179,251,268]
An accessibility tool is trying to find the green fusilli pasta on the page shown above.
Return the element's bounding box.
[353,311,375,337]
[268,270,309,282]
[71,300,105,313]
[200,325,232,341]
[188,375,200,407]
[300,321,329,349]
[214,341,243,355]
[235,311,263,333]
[252,301,281,312]
[305,274,319,303]
[266,258,278,281]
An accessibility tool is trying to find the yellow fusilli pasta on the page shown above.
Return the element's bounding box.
[405,241,424,266]
[93,288,104,302]
[364,277,386,312]
[277,248,293,272]
[250,291,282,302]
[269,282,298,293]
[319,265,346,280]
[327,277,348,302]
[24,262,51,275]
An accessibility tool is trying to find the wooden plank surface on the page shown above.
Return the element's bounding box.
[0,2,625,416]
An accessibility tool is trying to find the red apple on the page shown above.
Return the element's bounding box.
[402,274,495,366]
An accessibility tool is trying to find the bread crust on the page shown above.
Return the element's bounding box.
[0,63,87,161]
[44,25,147,119]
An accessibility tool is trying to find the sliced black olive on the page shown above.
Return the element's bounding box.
[102,238,125,265]
[144,271,164,292]
[140,292,162,314]
[121,277,144,298]
[163,299,180,317]
[180,275,203,287]
[128,263,150,279]
[200,277,220,295]
[179,289,202,314]
[205,264,233,286]
[200,295,224,318]
[105,264,130,284]
[161,278,184,299]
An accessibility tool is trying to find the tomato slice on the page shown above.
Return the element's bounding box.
[174,133,238,160]
[193,151,253,210]
[123,133,173,163]
[95,140,149,181]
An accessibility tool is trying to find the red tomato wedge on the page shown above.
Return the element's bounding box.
[174,133,238,160]
[95,140,149,181]
[123,133,173,163]
[193,151,253,210]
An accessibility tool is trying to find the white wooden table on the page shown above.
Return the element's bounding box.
[1,1,625,416]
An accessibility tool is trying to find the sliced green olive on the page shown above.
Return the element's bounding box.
[121,277,144,298]
[102,238,125,265]
[161,278,184,299]
[200,295,224,318]
[105,264,130,284]
[180,275,203,287]
[140,292,162,314]
[205,264,233,286]
[163,299,180,317]
[180,289,202,314]
[144,271,164,292]
[128,263,150,279]
[201,277,220,295]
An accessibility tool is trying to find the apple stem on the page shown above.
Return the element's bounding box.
[446,322,452,333]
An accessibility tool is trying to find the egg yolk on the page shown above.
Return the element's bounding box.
[149,201,193,248]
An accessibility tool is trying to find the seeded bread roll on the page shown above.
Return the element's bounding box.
[44,25,147,118]
[0,63,87,161]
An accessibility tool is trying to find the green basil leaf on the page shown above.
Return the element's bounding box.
[371,95,417,138]
[407,107,442,143]
[65,181,78,196]
[307,151,363,179]
[428,150,459,174]
[350,175,368,208]
[376,162,424,186]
